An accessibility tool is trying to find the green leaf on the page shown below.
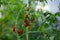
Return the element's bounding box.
[38,26,45,31]
[55,12,60,16]
[34,13,40,18]
[54,31,60,40]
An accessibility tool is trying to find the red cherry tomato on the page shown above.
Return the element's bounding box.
[18,30,23,35]
[24,23,29,27]
[24,19,28,23]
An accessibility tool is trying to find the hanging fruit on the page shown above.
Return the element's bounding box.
[24,19,28,23]
[26,7,29,11]
[24,23,29,27]
[30,18,35,23]
[18,30,23,35]
[24,14,29,18]
[13,26,16,32]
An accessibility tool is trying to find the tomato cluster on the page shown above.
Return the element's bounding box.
[13,26,23,35]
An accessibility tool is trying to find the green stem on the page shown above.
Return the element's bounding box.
[15,10,21,40]
[26,27,29,40]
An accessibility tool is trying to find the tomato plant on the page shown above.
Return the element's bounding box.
[0,0,60,40]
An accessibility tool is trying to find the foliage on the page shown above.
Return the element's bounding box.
[0,0,60,40]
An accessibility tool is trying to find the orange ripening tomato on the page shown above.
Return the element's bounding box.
[26,7,29,11]
[13,26,16,32]
[24,14,29,18]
